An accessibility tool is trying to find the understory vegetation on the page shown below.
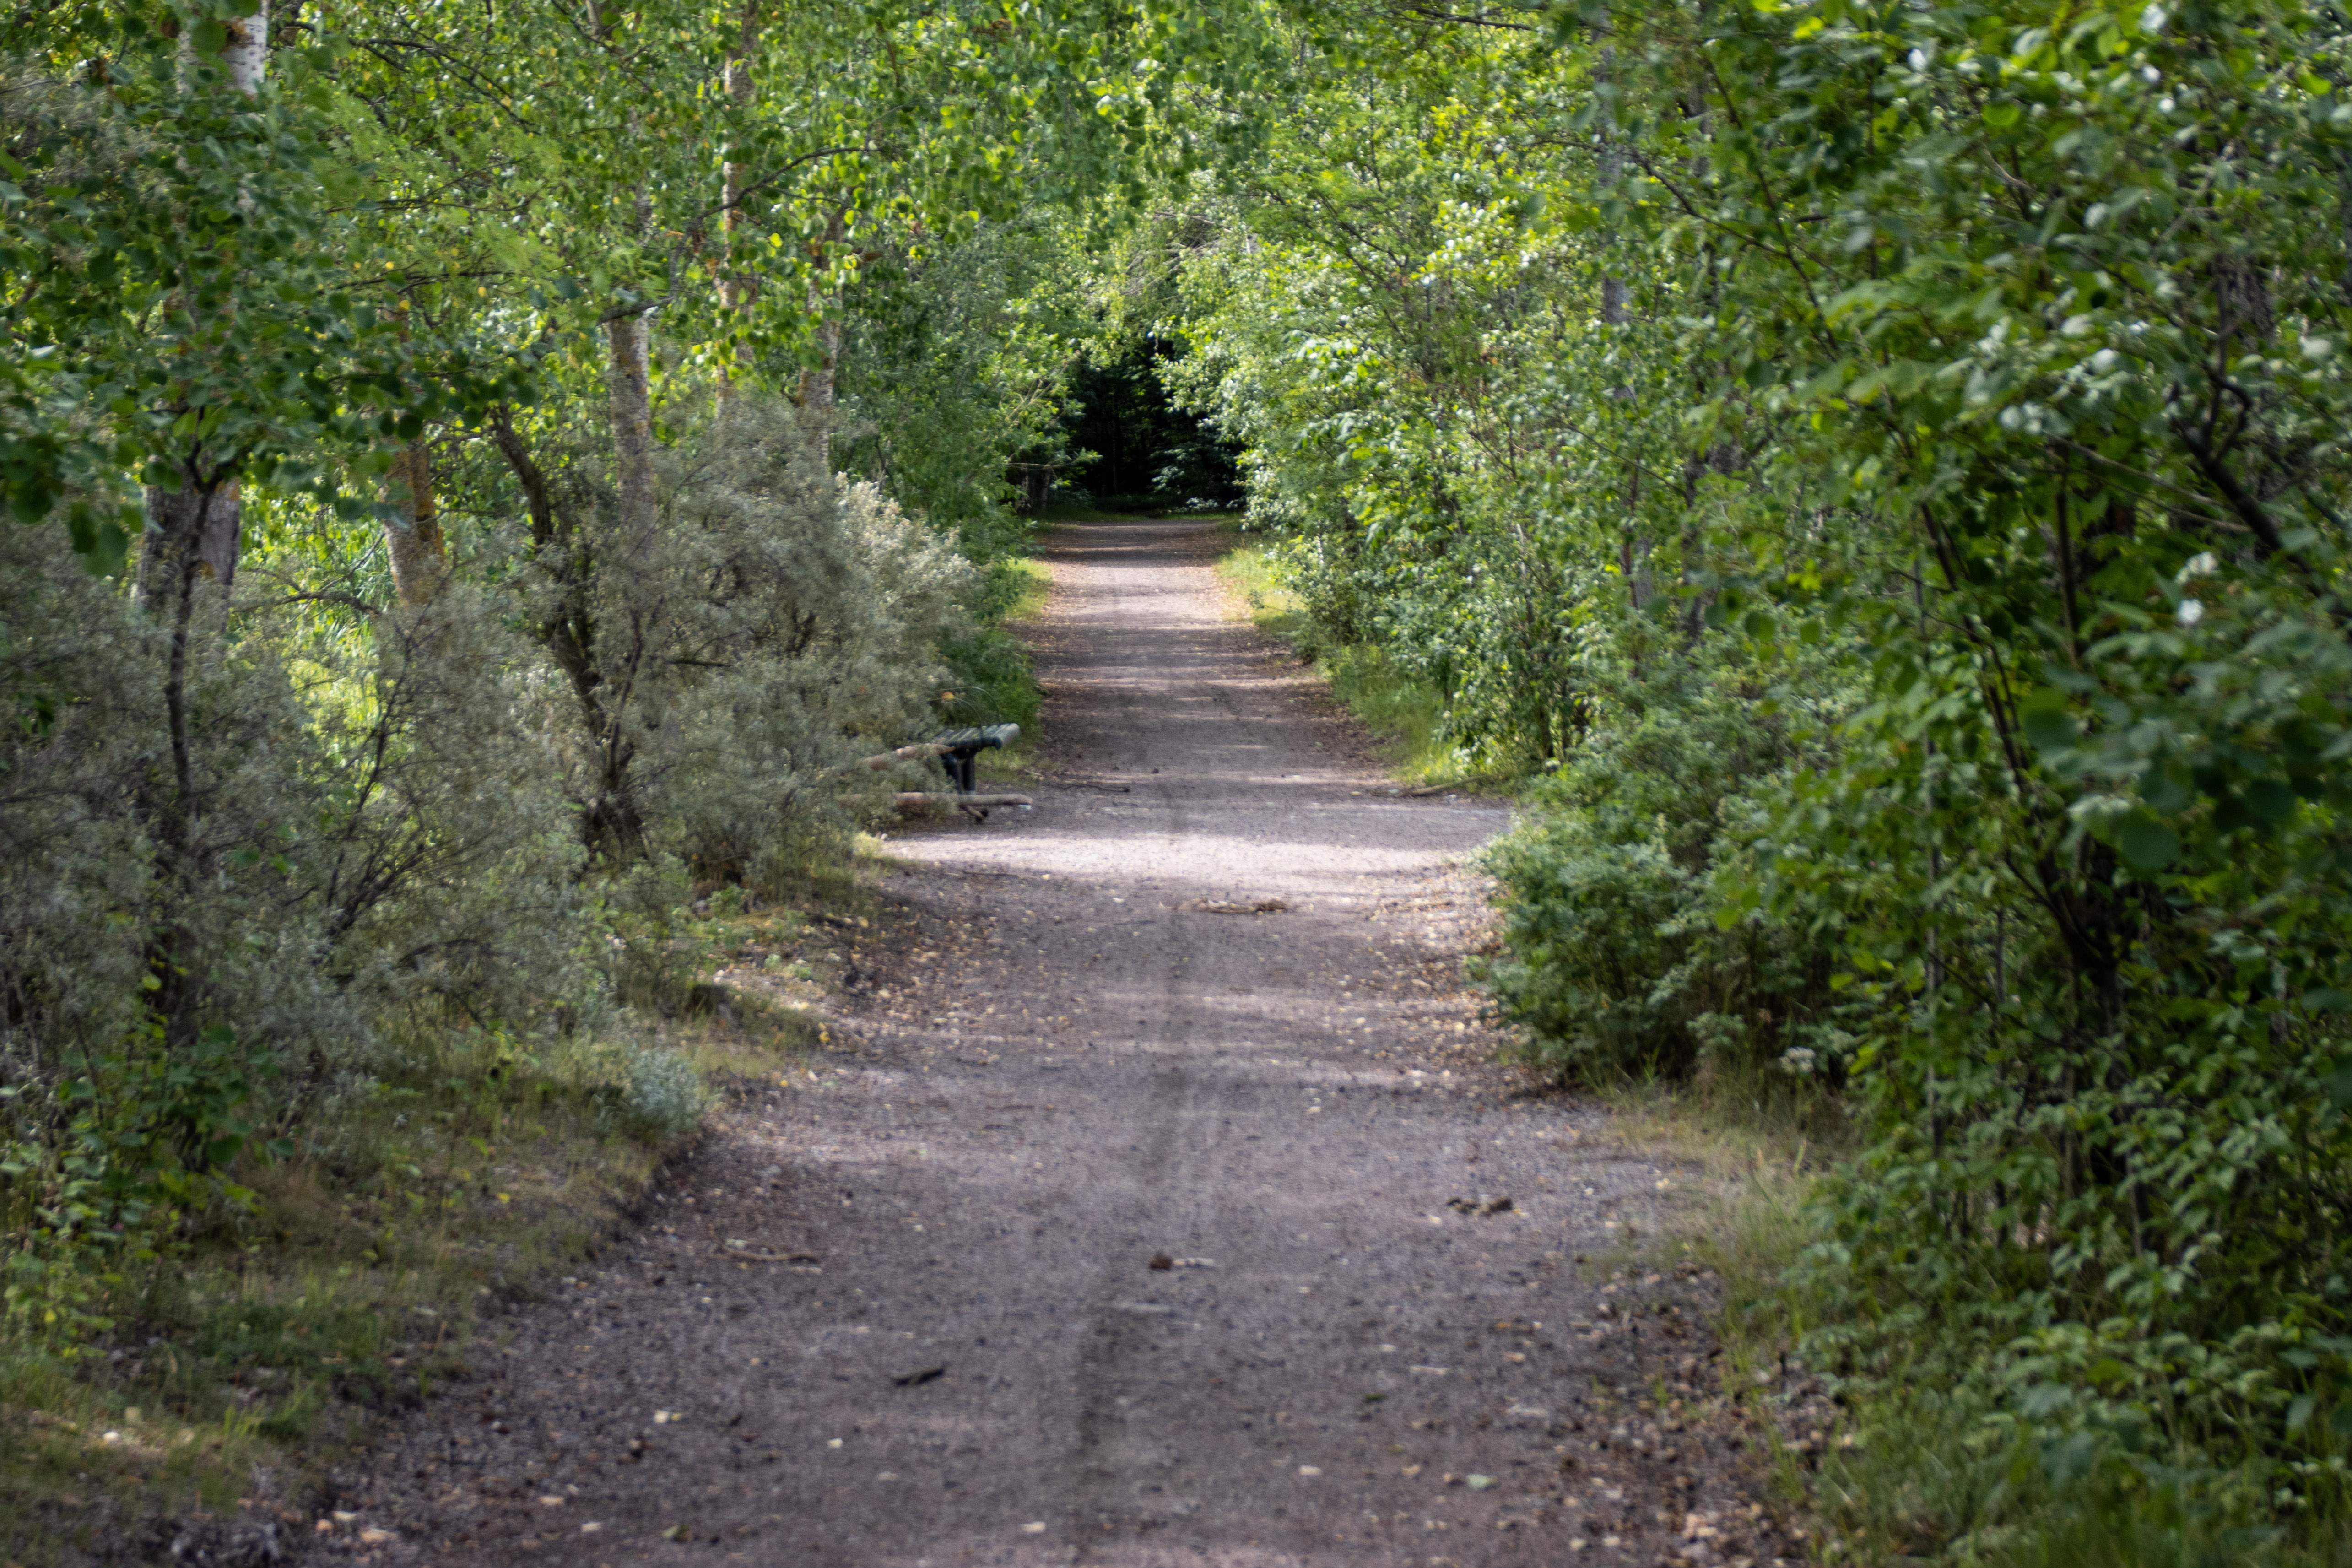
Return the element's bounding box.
[1217,537,1463,781]
[12,0,2352,1561]
[1142,2,2352,1563]
[0,1,1213,1549]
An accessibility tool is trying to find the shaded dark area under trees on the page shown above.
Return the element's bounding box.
[1050,340,1245,512]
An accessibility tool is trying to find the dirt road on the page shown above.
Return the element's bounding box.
[310,516,1793,1568]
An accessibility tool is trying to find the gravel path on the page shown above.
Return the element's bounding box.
[305,516,1794,1568]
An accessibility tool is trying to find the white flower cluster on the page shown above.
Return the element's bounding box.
[2175,552,2218,627]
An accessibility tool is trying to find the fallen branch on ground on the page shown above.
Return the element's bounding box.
[893,792,1033,811]
[854,742,953,770]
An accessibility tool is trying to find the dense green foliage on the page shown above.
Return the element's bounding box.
[1,0,1256,1361]
[1477,643,1860,1083]
[1155,0,2352,1555]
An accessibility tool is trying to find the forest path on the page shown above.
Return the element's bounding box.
[314,517,1789,1568]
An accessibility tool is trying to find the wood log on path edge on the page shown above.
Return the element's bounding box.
[855,742,954,771]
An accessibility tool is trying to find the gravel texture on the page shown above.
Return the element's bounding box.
[300,515,1799,1568]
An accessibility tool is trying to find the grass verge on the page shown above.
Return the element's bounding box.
[996,555,1052,623]
[1604,1069,2352,1568]
[0,898,846,1565]
[974,555,1051,789]
[1213,538,1492,787]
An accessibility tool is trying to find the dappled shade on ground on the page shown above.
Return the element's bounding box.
[306,517,1797,1566]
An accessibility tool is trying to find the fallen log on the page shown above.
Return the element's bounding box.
[853,742,953,771]
[893,792,1033,811]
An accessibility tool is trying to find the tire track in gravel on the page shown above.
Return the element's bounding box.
[305,514,1803,1568]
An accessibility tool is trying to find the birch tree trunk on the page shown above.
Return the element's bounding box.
[606,308,659,566]
[384,435,446,606]
[141,0,270,606]
[140,0,270,1053]
[222,0,269,91]
[716,5,758,415]
[797,207,846,470]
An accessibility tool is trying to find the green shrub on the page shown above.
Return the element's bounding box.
[616,1047,707,1141]
[936,619,1043,735]
[1478,640,1861,1084]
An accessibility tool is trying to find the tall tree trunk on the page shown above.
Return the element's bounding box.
[490,406,650,860]
[222,0,270,90]
[595,306,662,865]
[606,309,659,566]
[140,1,270,1052]
[137,477,242,604]
[384,298,447,606]
[144,0,270,601]
[579,0,660,862]
[797,207,847,470]
[384,435,445,606]
[716,4,759,413]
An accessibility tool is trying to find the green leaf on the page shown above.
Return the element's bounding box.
[2018,697,2079,754]
[2114,815,2179,871]
[2139,765,2192,815]
[2244,779,2298,827]
[81,522,129,577]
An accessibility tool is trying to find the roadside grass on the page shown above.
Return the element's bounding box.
[1214,539,1493,788]
[0,898,840,1564]
[0,1043,678,1561]
[1788,1379,2352,1568]
[1588,1064,1841,1377]
[998,555,1052,623]
[969,556,1050,789]
[1795,1379,2352,1568]
[1595,1067,2352,1568]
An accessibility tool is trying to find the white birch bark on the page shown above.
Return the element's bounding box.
[717,5,759,417]
[606,309,659,567]
[223,0,270,93]
[141,0,271,603]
